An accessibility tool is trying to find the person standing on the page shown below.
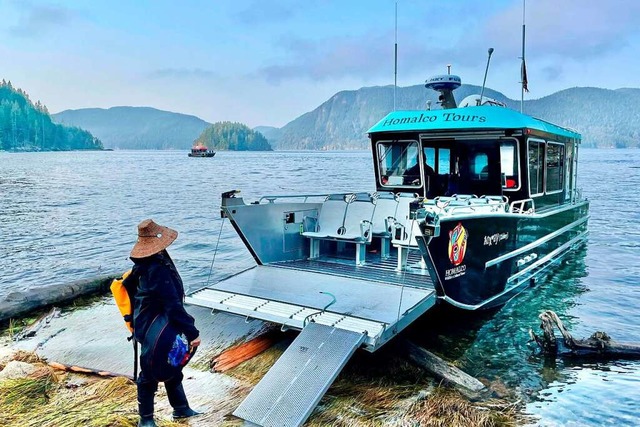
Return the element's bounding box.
[129,219,202,427]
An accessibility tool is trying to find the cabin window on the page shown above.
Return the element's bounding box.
[500,140,519,189]
[471,153,489,180]
[438,148,451,174]
[376,140,421,187]
[423,147,436,173]
[564,142,574,201]
[528,139,544,196]
[546,142,564,194]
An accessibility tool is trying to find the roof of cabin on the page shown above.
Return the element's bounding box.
[367,105,581,140]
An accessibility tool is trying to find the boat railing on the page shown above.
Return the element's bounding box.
[426,194,508,216]
[258,193,334,204]
[573,188,583,203]
[509,198,536,214]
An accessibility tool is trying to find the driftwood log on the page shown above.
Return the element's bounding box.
[530,310,640,358]
[12,306,61,341]
[0,275,116,323]
[400,339,486,393]
[210,331,278,372]
[48,361,132,379]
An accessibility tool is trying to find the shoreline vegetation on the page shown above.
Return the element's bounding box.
[0,80,103,152]
[1,279,527,426]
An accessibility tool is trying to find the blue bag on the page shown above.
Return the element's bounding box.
[167,333,189,367]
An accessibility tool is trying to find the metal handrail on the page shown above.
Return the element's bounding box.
[258,193,333,204]
[428,194,508,215]
[509,198,536,214]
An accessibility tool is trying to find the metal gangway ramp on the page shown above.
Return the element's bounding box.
[233,322,365,427]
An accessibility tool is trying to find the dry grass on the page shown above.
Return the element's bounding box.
[0,344,525,427]
[309,383,521,427]
[397,387,521,427]
[11,349,45,364]
[223,343,523,427]
[0,362,185,427]
[0,368,55,417]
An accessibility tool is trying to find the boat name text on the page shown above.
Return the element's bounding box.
[381,113,487,127]
[483,232,509,246]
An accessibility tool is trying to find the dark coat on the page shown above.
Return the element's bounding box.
[131,251,199,345]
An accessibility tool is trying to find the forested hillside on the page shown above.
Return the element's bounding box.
[0,80,102,151]
[53,107,211,149]
[195,122,272,151]
[271,84,640,149]
[522,87,640,148]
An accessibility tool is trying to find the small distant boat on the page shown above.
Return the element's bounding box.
[188,145,216,157]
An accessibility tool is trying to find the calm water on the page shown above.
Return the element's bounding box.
[1,149,639,425]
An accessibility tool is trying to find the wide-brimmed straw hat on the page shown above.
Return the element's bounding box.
[130,219,178,258]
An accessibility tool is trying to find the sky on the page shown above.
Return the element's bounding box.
[1,0,639,128]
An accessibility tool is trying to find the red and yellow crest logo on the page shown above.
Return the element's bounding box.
[448,222,468,266]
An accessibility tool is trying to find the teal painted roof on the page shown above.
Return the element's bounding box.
[368,105,581,140]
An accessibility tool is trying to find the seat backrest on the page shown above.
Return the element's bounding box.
[371,192,398,235]
[393,194,421,245]
[317,194,348,234]
[342,193,375,236]
[394,194,414,225]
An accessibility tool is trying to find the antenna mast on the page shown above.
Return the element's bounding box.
[520,0,527,113]
[479,48,494,105]
[394,1,398,111]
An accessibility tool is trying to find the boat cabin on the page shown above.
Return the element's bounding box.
[369,106,581,211]
[188,144,216,157]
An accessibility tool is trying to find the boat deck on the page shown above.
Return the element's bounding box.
[271,251,433,289]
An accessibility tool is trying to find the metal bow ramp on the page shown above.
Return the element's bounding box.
[233,322,365,427]
[185,264,437,426]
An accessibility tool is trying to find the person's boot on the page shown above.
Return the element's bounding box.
[137,417,157,427]
[137,375,157,427]
[166,381,201,419]
[172,406,202,419]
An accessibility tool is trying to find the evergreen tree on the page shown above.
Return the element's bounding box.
[194,121,272,151]
[0,80,103,151]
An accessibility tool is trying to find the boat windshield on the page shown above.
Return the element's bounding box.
[376,140,421,188]
[375,137,520,197]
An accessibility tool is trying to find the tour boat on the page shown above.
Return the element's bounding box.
[188,144,215,157]
[185,74,589,426]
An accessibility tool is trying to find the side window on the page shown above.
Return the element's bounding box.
[423,147,436,174]
[546,142,564,193]
[500,141,519,189]
[564,142,574,200]
[528,140,544,196]
[438,148,450,174]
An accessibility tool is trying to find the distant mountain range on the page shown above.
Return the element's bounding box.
[53,85,640,150]
[52,107,211,149]
[270,84,640,149]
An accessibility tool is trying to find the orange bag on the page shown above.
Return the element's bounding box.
[110,269,134,333]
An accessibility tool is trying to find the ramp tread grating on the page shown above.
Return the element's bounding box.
[233,323,365,427]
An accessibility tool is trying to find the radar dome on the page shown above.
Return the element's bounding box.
[424,75,462,91]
